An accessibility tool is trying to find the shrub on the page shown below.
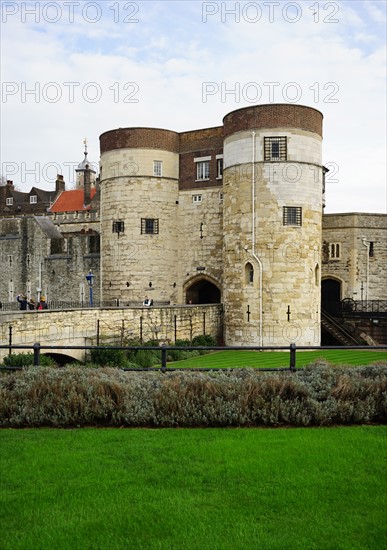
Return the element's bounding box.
[90,347,128,368]
[2,353,56,367]
[192,334,216,347]
[174,339,191,347]
[0,363,386,428]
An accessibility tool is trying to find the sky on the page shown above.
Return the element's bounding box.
[0,0,386,213]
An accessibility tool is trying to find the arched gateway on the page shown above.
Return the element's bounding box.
[185,277,221,304]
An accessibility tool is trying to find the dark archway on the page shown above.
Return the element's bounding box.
[186,279,221,304]
[321,278,341,315]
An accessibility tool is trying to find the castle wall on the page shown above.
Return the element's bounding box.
[222,105,323,346]
[0,304,223,362]
[2,105,385,351]
[322,213,387,301]
[177,186,223,303]
[0,215,100,305]
[100,135,180,304]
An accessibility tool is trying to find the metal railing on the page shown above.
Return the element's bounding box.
[1,342,386,373]
[0,299,173,312]
[323,300,387,316]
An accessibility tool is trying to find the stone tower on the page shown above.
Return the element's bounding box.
[222,104,324,346]
[99,128,180,303]
[75,138,97,189]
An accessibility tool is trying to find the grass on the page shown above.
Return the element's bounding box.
[167,349,387,369]
[1,426,386,549]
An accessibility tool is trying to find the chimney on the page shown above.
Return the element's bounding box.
[55,174,65,194]
[6,180,13,186]
[83,165,91,207]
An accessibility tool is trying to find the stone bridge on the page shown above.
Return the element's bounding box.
[0,305,223,363]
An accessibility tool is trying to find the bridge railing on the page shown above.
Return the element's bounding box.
[0,343,386,373]
[0,300,174,312]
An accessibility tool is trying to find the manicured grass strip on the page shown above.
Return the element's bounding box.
[1,427,386,550]
[168,349,387,369]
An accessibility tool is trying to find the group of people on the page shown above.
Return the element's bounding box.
[17,294,47,311]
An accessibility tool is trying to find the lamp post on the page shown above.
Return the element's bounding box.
[85,270,95,307]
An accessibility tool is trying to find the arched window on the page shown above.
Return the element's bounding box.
[245,262,254,284]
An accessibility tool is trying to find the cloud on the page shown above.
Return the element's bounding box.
[0,0,385,213]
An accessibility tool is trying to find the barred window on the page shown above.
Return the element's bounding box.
[112,220,124,234]
[283,206,302,226]
[264,137,287,161]
[141,218,159,234]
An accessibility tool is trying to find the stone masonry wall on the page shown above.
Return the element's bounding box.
[177,187,223,303]
[0,305,223,362]
[100,148,179,303]
[223,126,322,346]
[322,213,387,300]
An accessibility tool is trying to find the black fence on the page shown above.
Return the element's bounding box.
[1,343,386,373]
[323,300,387,316]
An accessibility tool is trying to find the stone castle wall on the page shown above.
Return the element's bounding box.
[0,304,223,362]
[2,104,386,351]
[0,215,100,306]
[100,146,179,304]
[177,187,223,303]
[322,213,387,300]
[222,105,323,346]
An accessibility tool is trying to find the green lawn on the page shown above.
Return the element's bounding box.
[1,427,386,549]
[168,349,387,369]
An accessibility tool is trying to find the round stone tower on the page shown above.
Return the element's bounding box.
[222,104,323,346]
[99,127,180,303]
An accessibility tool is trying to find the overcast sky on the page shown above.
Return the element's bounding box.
[1,0,386,213]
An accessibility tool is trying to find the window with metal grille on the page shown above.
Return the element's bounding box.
[112,220,124,234]
[264,137,287,161]
[283,206,302,226]
[141,218,159,234]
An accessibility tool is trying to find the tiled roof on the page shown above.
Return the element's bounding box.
[49,189,97,213]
